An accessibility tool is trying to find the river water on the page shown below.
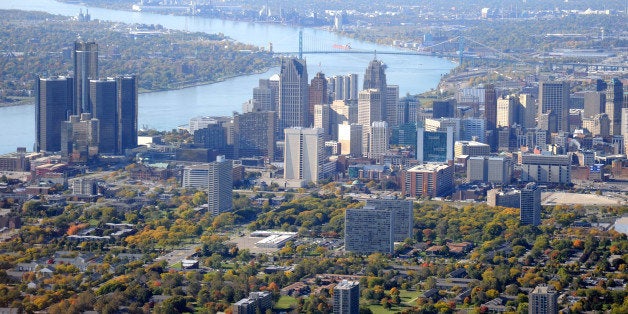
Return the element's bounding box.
[0,0,455,154]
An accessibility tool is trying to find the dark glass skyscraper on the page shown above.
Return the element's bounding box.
[35,76,74,152]
[89,79,117,154]
[74,41,98,115]
[308,72,328,126]
[116,75,138,154]
[539,81,570,133]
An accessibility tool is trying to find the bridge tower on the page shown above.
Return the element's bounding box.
[299,30,303,59]
[458,36,464,66]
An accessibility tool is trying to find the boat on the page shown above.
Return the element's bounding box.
[332,43,351,50]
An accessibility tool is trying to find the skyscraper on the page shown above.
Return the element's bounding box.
[539,81,570,133]
[386,85,399,126]
[357,89,382,155]
[417,126,454,163]
[116,75,138,154]
[606,78,624,136]
[284,128,327,183]
[253,79,276,112]
[36,76,74,153]
[73,40,98,114]
[338,121,362,157]
[520,182,541,226]
[279,57,308,132]
[518,94,536,129]
[60,113,99,162]
[333,281,360,314]
[345,206,394,254]
[484,84,497,131]
[313,104,332,140]
[363,59,387,92]
[208,155,233,216]
[309,72,328,126]
[89,79,118,154]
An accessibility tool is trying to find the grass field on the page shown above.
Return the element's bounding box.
[274,295,297,310]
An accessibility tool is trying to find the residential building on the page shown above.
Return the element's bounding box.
[333,281,360,314]
[345,207,394,254]
[520,182,541,226]
[486,188,520,208]
[528,284,558,314]
[401,163,454,198]
[364,199,413,242]
[369,121,389,159]
[208,156,233,216]
[234,111,276,159]
[233,291,273,314]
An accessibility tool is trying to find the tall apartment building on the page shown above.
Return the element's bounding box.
[357,89,383,155]
[284,128,328,183]
[333,281,360,314]
[520,182,541,226]
[182,164,210,189]
[528,284,557,314]
[73,40,98,114]
[338,122,362,157]
[401,163,454,198]
[278,57,309,132]
[369,121,389,159]
[35,76,74,153]
[233,111,276,159]
[417,127,454,163]
[233,291,272,314]
[345,206,394,254]
[208,156,233,216]
[252,78,276,112]
[539,81,570,133]
[364,199,413,242]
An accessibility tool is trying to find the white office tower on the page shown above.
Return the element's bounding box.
[358,89,383,155]
[208,155,233,216]
[369,121,389,159]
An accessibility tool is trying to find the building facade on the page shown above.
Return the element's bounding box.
[279,57,309,132]
[284,128,328,183]
[520,182,541,226]
[333,281,360,314]
[36,76,74,153]
[402,163,454,198]
[208,156,233,216]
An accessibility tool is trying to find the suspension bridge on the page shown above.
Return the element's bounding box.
[271,31,628,72]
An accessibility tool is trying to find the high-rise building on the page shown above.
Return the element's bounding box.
[333,281,360,314]
[454,141,490,158]
[345,206,394,254]
[539,81,570,133]
[233,291,273,314]
[606,78,624,136]
[35,76,74,153]
[520,153,571,184]
[182,164,211,189]
[234,111,276,159]
[425,118,461,141]
[364,199,413,242]
[401,163,454,198]
[208,155,233,216]
[467,156,511,184]
[284,128,327,183]
[583,91,606,119]
[314,104,332,140]
[484,84,497,131]
[369,121,389,159]
[496,95,518,128]
[73,40,98,114]
[582,113,610,137]
[417,127,454,163]
[518,94,536,129]
[194,123,227,151]
[386,85,399,125]
[432,99,455,119]
[189,116,215,135]
[363,59,387,92]
[461,118,486,142]
[60,113,99,162]
[278,57,309,132]
[89,79,117,154]
[309,72,328,126]
[358,89,382,155]
[116,75,138,154]
[88,76,138,155]
[338,122,362,157]
[528,284,558,314]
[253,79,276,112]
[520,182,541,226]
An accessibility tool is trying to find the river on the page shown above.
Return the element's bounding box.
[0,0,455,154]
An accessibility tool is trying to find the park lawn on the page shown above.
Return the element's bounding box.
[274,295,297,310]
[367,303,411,314]
[399,289,419,304]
